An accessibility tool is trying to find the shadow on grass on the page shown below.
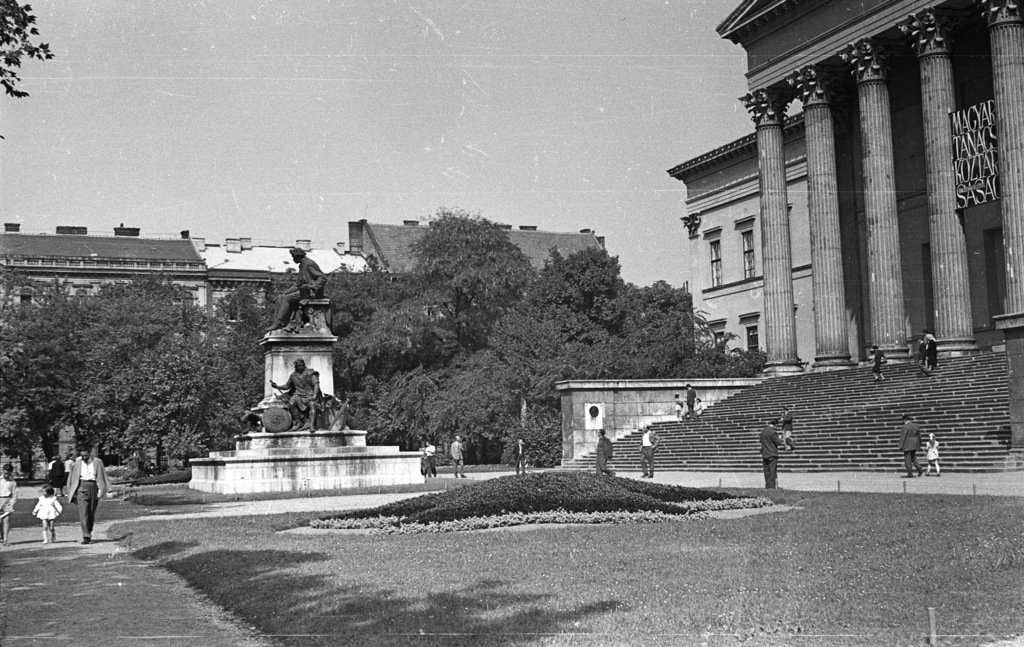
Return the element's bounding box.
[133,540,201,561]
[162,548,622,646]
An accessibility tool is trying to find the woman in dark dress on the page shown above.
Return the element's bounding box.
[48,457,66,496]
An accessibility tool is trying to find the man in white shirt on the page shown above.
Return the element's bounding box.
[65,448,111,544]
[639,427,661,478]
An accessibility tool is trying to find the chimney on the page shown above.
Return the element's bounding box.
[180,230,190,239]
[348,221,364,254]
[3,223,20,233]
[240,237,253,250]
[56,226,88,235]
[403,220,419,226]
[596,236,606,249]
[334,242,346,255]
[519,225,538,231]
[579,228,591,234]
[226,238,242,253]
[498,224,512,230]
[191,237,206,252]
[295,239,312,251]
[114,224,140,237]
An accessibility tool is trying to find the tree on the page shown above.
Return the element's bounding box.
[411,208,535,351]
[0,1,53,99]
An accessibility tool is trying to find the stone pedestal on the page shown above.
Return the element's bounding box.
[189,431,421,494]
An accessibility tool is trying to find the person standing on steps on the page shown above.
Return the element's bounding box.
[596,429,615,476]
[925,433,941,477]
[685,384,697,420]
[66,447,111,544]
[781,405,796,452]
[871,345,887,382]
[760,418,784,489]
[639,425,661,478]
[673,394,685,422]
[898,414,924,478]
[919,329,938,377]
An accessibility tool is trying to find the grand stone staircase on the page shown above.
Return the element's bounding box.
[559,353,1022,473]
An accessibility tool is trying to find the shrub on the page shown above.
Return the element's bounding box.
[316,471,766,526]
[125,468,192,486]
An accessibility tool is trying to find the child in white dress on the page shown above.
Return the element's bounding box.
[33,485,62,544]
[925,433,941,477]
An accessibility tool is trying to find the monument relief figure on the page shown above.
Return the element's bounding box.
[271,359,321,431]
[266,247,328,334]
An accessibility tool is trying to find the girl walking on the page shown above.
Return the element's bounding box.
[925,433,941,477]
[33,485,63,544]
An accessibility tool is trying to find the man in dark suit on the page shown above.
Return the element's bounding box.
[760,418,784,489]
[899,414,924,478]
[596,430,614,476]
[65,447,111,544]
[513,438,527,475]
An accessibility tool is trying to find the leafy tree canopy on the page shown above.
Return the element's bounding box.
[0,1,53,99]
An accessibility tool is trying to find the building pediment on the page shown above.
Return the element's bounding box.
[717,0,800,44]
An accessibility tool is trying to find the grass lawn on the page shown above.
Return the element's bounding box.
[110,489,1024,647]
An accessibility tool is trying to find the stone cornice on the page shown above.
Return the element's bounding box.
[900,9,955,56]
[978,0,1023,27]
[842,38,891,83]
[667,115,806,182]
[719,0,834,46]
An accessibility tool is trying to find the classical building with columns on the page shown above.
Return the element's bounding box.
[670,0,1024,449]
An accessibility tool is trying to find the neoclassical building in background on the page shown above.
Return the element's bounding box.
[670,0,1022,385]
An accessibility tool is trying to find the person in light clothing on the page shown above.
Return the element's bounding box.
[33,485,63,544]
[66,448,111,544]
[639,426,661,478]
[925,433,941,477]
[450,436,466,479]
[0,464,18,546]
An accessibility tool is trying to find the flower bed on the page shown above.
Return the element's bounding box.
[311,472,771,534]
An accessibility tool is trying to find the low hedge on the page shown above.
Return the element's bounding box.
[316,472,756,526]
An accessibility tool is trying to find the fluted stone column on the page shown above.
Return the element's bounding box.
[788,66,854,370]
[900,9,978,356]
[982,0,1024,451]
[741,88,803,375]
[841,39,911,362]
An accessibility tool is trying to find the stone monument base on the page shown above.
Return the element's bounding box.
[189,430,423,494]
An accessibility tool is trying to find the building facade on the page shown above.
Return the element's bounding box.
[671,0,1024,449]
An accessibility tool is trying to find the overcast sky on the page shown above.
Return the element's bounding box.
[1,0,753,286]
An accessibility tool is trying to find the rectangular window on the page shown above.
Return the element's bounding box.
[742,231,755,279]
[709,240,722,287]
[746,325,759,351]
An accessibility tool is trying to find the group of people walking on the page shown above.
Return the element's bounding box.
[0,448,111,547]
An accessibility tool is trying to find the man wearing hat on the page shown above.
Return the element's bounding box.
[266,247,328,333]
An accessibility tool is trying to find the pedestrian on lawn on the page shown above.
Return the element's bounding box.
[596,430,614,476]
[63,453,75,493]
[899,414,924,478]
[48,455,66,497]
[450,435,467,479]
[760,418,784,489]
[685,384,698,420]
[925,433,941,477]
[66,447,111,544]
[513,438,527,476]
[781,405,796,452]
[33,485,62,544]
[920,329,938,376]
[871,345,887,382]
[0,463,18,546]
[421,441,437,478]
[639,426,661,478]
[673,394,685,422]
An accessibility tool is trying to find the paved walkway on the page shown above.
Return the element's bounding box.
[2,470,1021,645]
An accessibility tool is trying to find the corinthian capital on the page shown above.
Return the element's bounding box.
[841,38,890,83]
[787,66,843,108]
[978,0,1022,27]
[740,88,791,127]
[900,9,954,56]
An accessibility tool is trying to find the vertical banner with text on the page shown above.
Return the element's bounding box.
[951,99,1000,209]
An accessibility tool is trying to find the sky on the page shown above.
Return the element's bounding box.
[0,0,754,286]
